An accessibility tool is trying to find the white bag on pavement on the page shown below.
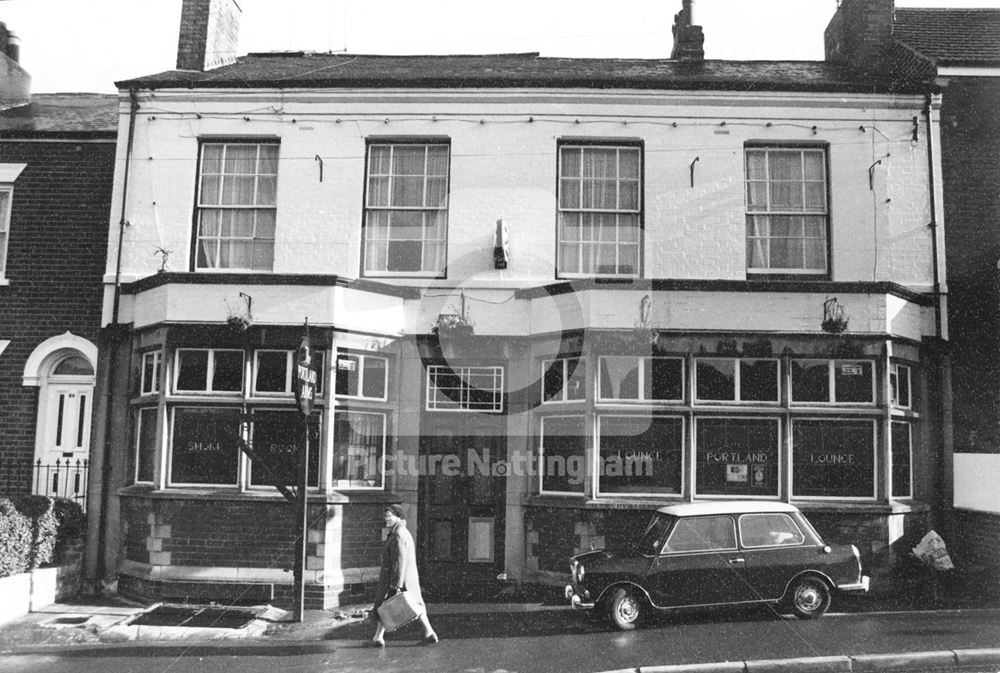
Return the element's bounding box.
[912,530,954,571]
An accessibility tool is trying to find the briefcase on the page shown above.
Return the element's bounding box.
[376,590,421,632]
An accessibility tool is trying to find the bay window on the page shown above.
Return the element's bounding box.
[695,417,779,497]
[598,356,683,402]
[791,359,874,405]
[597,415,683,496]
[792,419,876,499]
[332,410,386,489]
[539,415,587,494]
[695,358,779,403]
[542,357,586,404]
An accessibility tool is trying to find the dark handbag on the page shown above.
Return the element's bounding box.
[376,590,421,631]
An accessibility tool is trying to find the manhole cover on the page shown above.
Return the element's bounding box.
[130,605,258,629]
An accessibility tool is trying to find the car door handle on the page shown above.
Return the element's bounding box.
[728,557,746,565]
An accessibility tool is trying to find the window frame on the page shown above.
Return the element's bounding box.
[0,184,12,281]
[426,365,504,413]
[246,406,322,489]
[661,515,738,555]
[694,357,781,404]
[790,359,876,406]
[538,414,588,496]
[193,140,279,272]
[890,362,912,409]
[693,415,781,499]
[595,414,685,498]
[790,417,878,501]
[334,351,389,401]
[361,140,451,278]
[891,420,913,499]
[744,144,830,277]
[541,356,587,405]
[556,142,643,279]
[173,348,245,395]
[251,349,326,398]
[134,406,159,484]
[166,405,243,488]
[596,355,685,404]
[737,512,806,549]
[331,409,388,490]
[140,350,162,396]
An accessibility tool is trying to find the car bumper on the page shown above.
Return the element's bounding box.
[564,584,595,610]
[837,575,871,593]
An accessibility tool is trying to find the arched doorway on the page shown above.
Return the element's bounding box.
[23,333,97,504]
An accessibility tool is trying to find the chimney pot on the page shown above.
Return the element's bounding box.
[671,0,704,61]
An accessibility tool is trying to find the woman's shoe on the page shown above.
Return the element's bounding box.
[421,633,439,645]
[366,639,385,648]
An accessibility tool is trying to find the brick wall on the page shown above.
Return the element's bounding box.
[0,139,115,493]
[941,78,1000,455]
[953,509,1000,570]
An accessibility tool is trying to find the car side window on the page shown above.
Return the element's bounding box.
[738,513,805,548]
[662,515,737,553]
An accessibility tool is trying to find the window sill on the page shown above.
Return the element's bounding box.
[119,484,402,505]
[524,494,931,515]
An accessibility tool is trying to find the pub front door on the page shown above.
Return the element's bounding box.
[418,424,507,597]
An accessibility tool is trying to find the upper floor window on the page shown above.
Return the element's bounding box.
[426,365,503,412]
[0,186,11,279]
[598,356,683,403]
[695,358,780,403]
[558,145,641,278]
[195,142,278,271]
[363,142,449,276]
[745,147,827,275]
[791,359,874,405]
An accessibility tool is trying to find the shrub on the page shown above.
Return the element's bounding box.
[0,496,85,579]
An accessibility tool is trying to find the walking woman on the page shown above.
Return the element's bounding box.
[370,504,439,647]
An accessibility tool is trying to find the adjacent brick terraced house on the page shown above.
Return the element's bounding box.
[90,0,950,607]
[826,0,1000,597]
[0,22,117,511]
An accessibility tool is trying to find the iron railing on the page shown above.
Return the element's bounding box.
[28,458,90,510]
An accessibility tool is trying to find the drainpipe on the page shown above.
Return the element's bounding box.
[94,87,138,593]
[924,93,942,339]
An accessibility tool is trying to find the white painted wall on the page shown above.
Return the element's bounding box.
[106,88,936,288]
[954,453,1000,514]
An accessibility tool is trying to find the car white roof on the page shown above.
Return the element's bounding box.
[655,501,800,517]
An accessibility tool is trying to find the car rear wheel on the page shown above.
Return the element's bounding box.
[607,588,643,630]
[787,576,831,619]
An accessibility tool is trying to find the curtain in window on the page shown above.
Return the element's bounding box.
[334,412,384,485]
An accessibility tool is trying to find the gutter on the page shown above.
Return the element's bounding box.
[924,93,943,338]
[95,87,138,593]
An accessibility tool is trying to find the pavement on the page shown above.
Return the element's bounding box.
[1,584,999,673]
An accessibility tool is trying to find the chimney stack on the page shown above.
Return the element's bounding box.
[176,0,242,72]
[0,22,31,110]
[824,0,894,73]
[671,0,705,61]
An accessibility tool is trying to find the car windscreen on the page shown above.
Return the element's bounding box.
[636,513,673,555]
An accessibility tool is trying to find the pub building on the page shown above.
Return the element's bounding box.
[86,0,947,607]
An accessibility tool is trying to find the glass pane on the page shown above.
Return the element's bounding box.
[387,240,424,272]
[335,355,360,396]
[136,407,158,482]
[803,151,824,180]
[255,351,289,393]
[745,151,767,180]
[393,146,426,175]
[739,513,804,547]
[696,417,779,496]
[391,176,425,207]
[362,357,387,398]
[332,412,385,486]
[770,181,802,210]
[543,359,565,402]
[221,175,256,205]
[200,175,221,205]
[598,416,683,495]
[746,181,769,210]
[891,422,912,497]
[201,144,224,174]
[258,144,279,173]
[224,145,257,174]
[170,407,240,484]
[834,360,873,403]
[176,350,209,391]
[740,359,779,402]
[256,175,277,205]
[619,149,640,179]
[560,179,580,209]
[54,355,94,376]
[541,415,586,493]
[696,359,735,401]
[792,360,829,402]
[369,145,391,175]
[250,409,320,487]
[792,419,875,497]
[647,357,683,401]
[664,516,736,552]
[769,152,801,180]
[600,356,639,400]
[212,350,244,392]
[560,147,581,178]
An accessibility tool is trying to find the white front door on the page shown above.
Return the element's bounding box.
[34,368,94,502]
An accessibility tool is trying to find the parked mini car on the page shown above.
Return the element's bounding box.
[564,501,869,630]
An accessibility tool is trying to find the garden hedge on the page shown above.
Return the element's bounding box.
[0,496,85,579]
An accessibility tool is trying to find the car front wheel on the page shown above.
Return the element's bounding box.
[787,576,831,619]
[607,587,643,630]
